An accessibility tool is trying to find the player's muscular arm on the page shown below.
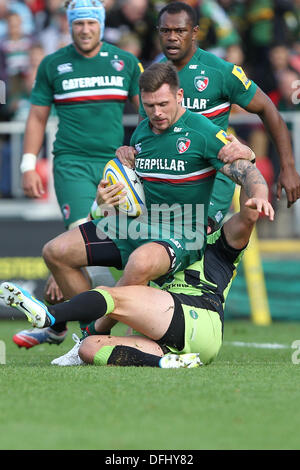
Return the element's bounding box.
[219,159,268,199]
[22,105,51,198]
[23,105,50,155]
[221,160,274,249]
[130,94,140,113]
[245,87,300,207]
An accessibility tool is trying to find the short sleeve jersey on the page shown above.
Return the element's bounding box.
[31,42,143,161]
[140,48,257,129]
[130,109,227,240]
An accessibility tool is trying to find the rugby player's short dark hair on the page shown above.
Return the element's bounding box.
[139,62,180,94]
[157,1,197,27]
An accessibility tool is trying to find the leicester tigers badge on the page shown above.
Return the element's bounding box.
[176,137,191,154]
[194,76,209,92]
[111,59,124,71]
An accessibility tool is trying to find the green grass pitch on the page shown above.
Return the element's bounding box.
[0,318,300,450]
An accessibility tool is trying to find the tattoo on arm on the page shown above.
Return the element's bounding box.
[220,160,267,198]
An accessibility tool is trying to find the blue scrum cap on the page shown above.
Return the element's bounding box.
[67,0,106,40]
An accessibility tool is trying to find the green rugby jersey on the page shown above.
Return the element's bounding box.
[31,43,143,161]
[139,48,258,227]
[130,109,226,245]
[141,48,257,128]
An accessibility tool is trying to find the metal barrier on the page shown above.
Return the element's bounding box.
[0,112,299,233]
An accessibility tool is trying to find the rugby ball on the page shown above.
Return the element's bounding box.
[103,158,146,217]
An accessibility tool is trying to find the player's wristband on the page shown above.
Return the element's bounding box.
[20,153,37,173]
[90,199,104,220]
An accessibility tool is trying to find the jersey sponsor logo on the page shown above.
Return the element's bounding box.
[57,63,73,74]
[215,129,229,145]
[182,97,208,110]
[189,64,198,69]
[61,76,125,90]
[176,137,191,154]
[194,76,209,92]
[232,65,251,90]
[136,158,186,172]
[173,127,182,132]
[111,59,124,71]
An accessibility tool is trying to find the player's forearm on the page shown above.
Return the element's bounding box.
[23,111,48,155]
[246,88,295,169]
[220,159,269,200]
[259,107,295,169]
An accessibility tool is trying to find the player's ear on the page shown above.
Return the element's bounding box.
[192,25,199,40]
[177,88,184,104]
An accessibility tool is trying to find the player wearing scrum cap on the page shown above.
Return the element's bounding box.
[14,0,143,350]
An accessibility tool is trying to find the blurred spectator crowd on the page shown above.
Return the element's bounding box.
[1,0,300,200]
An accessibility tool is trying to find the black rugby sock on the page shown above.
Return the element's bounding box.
[48,289,113,324]
[107,345,161,367]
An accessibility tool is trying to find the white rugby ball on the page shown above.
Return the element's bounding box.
[103,158,146,217]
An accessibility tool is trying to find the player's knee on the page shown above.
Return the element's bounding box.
[43,238,68,267]
[79,336,103,364]
[126,250,154,282]
[43,239,58,266]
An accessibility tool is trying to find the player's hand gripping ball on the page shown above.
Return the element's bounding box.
[103,158,146,217]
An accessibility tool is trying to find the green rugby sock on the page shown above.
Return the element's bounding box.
[81,320,111,339]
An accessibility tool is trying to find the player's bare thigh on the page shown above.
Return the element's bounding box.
[43,225,88,268]
[94,285,175,340]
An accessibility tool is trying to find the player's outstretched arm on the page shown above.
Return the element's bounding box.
[220,159,268,200]
[220,160,274,249]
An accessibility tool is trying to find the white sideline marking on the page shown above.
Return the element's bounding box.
[224,341,290,350]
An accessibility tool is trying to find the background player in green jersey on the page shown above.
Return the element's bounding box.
[150,2,300,226]
[21,0,142,227]
[0,153,275,367]
[14,0,143,350]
